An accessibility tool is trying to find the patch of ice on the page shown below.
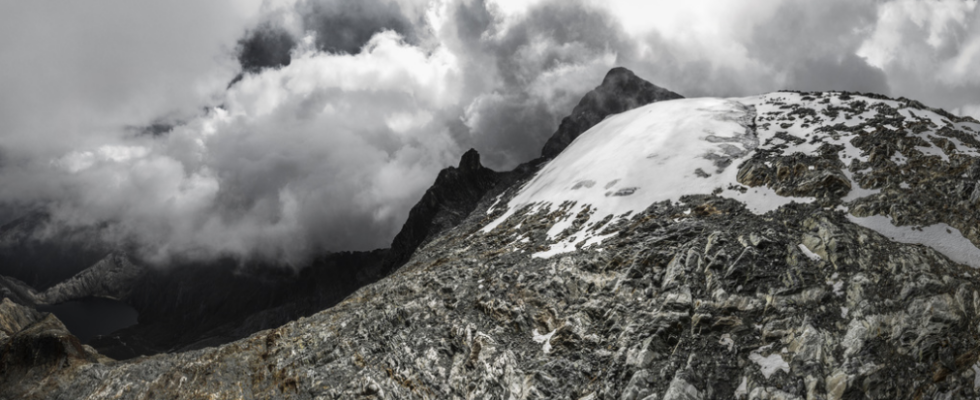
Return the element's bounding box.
[531,241,578,259]
[798,243,822,261]
[582,232,617,248]
[532,329,557,354]
[907,108,951,129]
[890,153,907,165]
[735,377,748,397]
[749,351,789,379]
[532,231,617,259]
[485,98,760,238]
[486,193,504,215]
[916,143,950,162]
[945,137,980,156]
[846,214,980,268]
[832,281,844,297]
[719,334,735,352]
[485,96,815,248]
[841,168,880,202]
[724,187,815,215]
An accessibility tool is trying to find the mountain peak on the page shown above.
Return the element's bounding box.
[600,66,639,86]
[457,148,482,171]
[540,67,684,159]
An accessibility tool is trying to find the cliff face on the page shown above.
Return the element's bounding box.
[0,300,108,384]
[7,70,980,399]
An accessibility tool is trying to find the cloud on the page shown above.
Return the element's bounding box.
[4,32,463,265]
[853,0,980,114]
[297,0,422,53]
[236,23,297,73]
[3,0,980,266]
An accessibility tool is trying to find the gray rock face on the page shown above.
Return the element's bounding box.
[540,67,683,159]
[0,298,42,340]
[36,253,144,304]
[0,300,107,385]
[5,76,980,399]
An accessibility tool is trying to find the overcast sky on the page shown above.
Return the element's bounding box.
[1,0,979,265]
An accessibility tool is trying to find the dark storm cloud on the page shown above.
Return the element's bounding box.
[236,23,297,73]
[745,0,889,94]
[298,0,419,54]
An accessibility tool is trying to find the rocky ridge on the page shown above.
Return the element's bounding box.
[4,69,980,399]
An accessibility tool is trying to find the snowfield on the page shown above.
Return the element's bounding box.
[482,93,980,265]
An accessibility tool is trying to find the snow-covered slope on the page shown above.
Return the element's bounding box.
[484,91,980,266]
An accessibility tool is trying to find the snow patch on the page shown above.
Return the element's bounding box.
[719,334,735,352]
[484,96,817,248]
[531,241,577,259]
[735,377,749,397]
[532,329,557,354]
[749,351,789,379]
[847,215,980,269]
[485,98,761,237]
[798,243,822,261]
[725,186,814,214]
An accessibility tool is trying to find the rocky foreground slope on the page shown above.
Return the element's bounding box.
[5,69,980,399]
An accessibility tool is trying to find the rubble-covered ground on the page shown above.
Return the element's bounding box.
[4,91,980,399]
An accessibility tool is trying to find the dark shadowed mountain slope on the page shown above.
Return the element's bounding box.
[87,249,388,359]
[0,212,111,291]
[383,149,499,272]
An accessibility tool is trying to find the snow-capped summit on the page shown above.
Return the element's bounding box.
[484,90,980,266]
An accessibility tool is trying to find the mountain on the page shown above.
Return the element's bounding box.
[6,69,980,398]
